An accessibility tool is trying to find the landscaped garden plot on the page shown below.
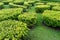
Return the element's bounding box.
[0,0,60,40]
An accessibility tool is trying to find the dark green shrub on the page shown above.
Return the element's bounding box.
[18,13,37,28]
[0,8,23,21]
[0,20,29,40]
[35,5,50,13]
[42,10,60,27]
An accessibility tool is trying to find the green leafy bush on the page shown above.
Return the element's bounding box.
[9,3,27,8]
[0,20,29,40]
[0,2,4,9]
[35,2,44,5]
[52,6,60,11]
[42,10,60,27]
[2,0,13,4]
[13,0,24,5]
[18,13,37,27]
[35,5,50,13]
[0,8,23,21]
[24,2,33,9]
[47,2,60,6]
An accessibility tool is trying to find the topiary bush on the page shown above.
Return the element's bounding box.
[0,8,23,21]
[35,5,50,13]
[42,10,60,27]
[52,6,60,11]
[0,20,29,40]
[18,13,37,28]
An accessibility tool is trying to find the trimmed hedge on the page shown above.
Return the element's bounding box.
[35,2,44,5]
[47,2,60,6]
[18,13,37,27]
[0,2,4,9]
[9,3,27,8]
[0,20,29,40]
[0,8,23,21]
[24,2,33,9]
[42,10,60,27]
[35,5,50,13]
[52,6,60,11]
[2,0,13,4]
[13,0,24,4]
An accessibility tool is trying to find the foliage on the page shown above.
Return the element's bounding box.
[13,0,24,3]
[9,3,27,8]
[47,2,60,6]
[0,8,23,21]
[35,5,50,13]
[2,0,13,2]
[42,10,60,27]
[0,2,4,9]
[52,6,60,11]
[18,13,37,27]
[0,20,29,40]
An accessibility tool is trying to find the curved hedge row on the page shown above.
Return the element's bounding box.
[18,13,37,27]
[0,8,23,21]
[42,10,60,27]
[0,20,29,40]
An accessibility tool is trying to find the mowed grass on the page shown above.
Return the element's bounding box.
[27,7,60,40]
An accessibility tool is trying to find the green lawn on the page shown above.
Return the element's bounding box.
[27,7,60,40]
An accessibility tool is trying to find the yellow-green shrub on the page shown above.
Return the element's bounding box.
[0,2,4,9]
[2,0,13,3]
[42,10,60,27]
[18,13,37,27]
[0,20,29,40]
[47,2,60,6]
[9,3,27,8]
[0,8,23,21]
[52,6,60,11]
[35,5,50,13]
[13,0,24,5]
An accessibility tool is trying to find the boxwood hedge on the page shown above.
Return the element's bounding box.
[47,2,60,6]
[9,3,27,8]
[0,2,4,9]
[2,0,13,4]
[42,10,60,27]
[18,13,37,28]
[35,5,50,13]
[13,0,24,4]
[0,20,29,40]
[52,6,60,11]
[0,8,23,21]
